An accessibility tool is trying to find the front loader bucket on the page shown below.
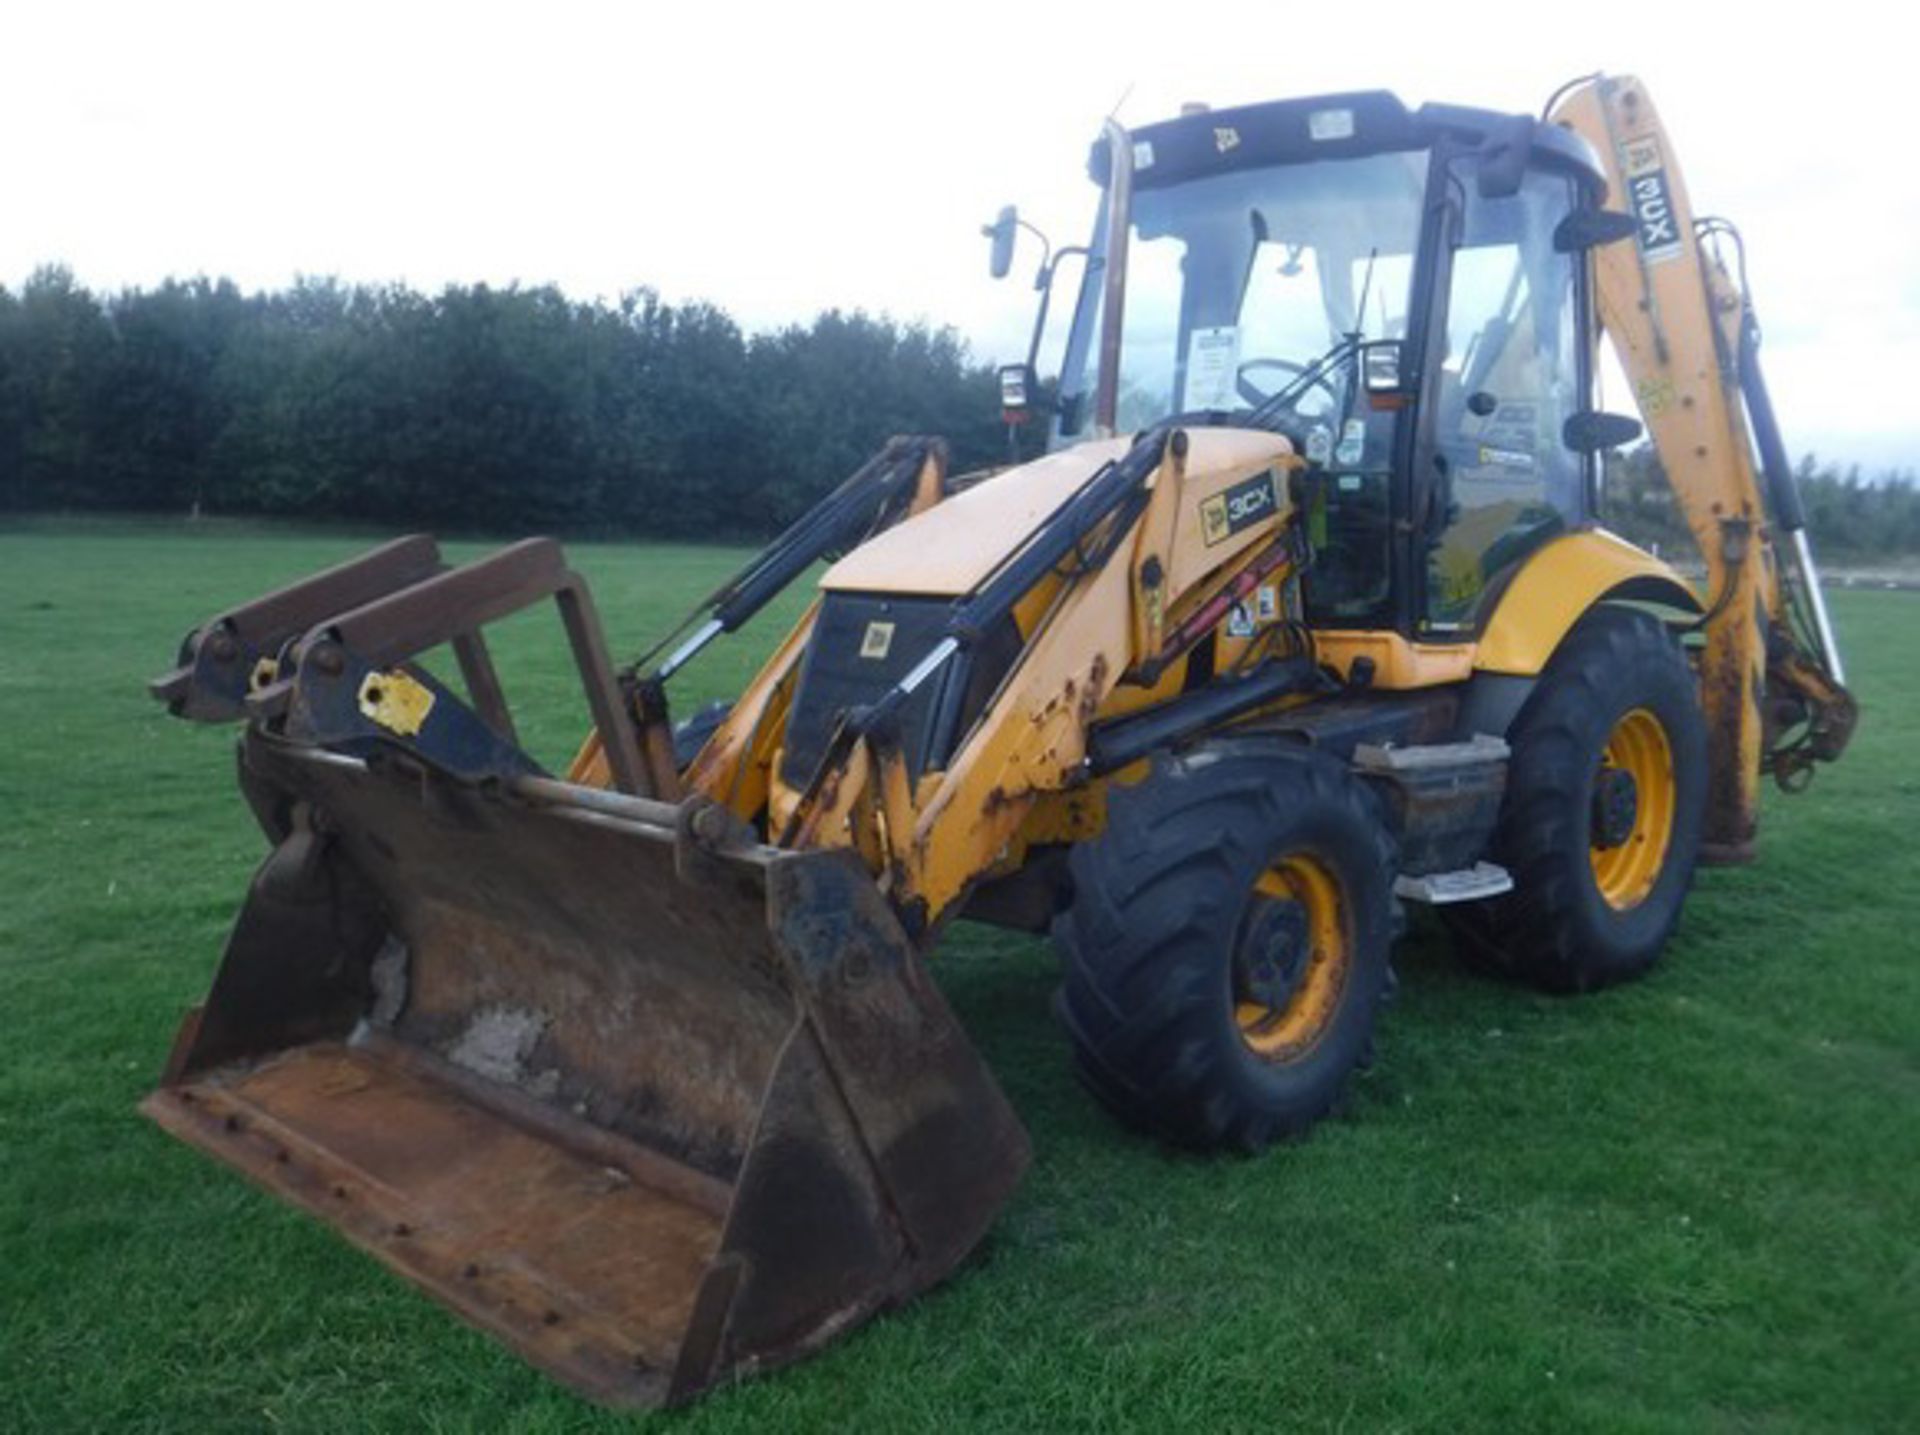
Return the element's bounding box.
[144,731,1029,1408]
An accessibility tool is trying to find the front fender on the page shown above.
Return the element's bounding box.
[1473,529,1701,677]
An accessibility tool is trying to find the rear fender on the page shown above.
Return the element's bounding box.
[1473,529,1700,676]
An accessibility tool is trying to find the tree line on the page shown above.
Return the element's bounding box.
[1602,445,1920,564]
[1,264,1914,559]
[0,267,1006,537]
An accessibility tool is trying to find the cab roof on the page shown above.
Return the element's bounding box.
[1093,90,1605,195]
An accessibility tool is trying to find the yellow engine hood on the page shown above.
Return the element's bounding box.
[821,430,1291,597]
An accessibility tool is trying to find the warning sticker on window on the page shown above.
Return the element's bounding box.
[1334,417,1366,467]
[1184,326,1241,411]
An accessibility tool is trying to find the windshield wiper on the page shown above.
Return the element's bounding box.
[1240,334,1362,434]
[1243,247,1378,438]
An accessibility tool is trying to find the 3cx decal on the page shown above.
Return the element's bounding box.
[1621,134,1683,265]
[1199,470,1280,546]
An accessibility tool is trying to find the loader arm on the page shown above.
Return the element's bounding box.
[1551,75,1855,856]
[707,425,1311,929]
[138,423,1307,1406]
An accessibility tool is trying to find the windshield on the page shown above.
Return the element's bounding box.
[1062,151,1430,436]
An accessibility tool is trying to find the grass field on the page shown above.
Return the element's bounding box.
[2,524,1916,1433]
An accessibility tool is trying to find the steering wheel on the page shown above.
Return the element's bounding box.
[1236,357,1338,413]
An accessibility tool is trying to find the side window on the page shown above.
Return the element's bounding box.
[1424,168,1584,630]
[1051,195,1109,445]
[1114,235,1186,432]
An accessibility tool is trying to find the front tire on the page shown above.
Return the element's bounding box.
[1446,606,1707,992]
[1052,743,1396,1152]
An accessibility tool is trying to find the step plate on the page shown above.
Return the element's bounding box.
[1393,861,1515,905]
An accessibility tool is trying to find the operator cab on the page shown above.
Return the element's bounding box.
[992,91,1631,641]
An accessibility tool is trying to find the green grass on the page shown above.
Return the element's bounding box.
[2,525,1916,1433]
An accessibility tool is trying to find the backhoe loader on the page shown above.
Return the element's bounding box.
[144,74,1854,1406]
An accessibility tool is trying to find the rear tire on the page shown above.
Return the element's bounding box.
[1052,743,1396,1151]
[1445,606,1707,992]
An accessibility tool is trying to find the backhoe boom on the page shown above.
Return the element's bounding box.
[1551,75,1854,854]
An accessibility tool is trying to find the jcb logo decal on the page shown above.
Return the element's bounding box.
[1199,470,1279,546]
[1201,497,1230,545]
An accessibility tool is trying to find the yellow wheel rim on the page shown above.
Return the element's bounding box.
[1589,707,1676,911]
[1234,854,1349,1060]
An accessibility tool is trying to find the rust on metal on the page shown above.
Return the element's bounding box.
[1078,654,1109,726]
[268,539,653,798]
[144,1040,723,1406]
[152,535,444,722]
[144,730,1028,1408]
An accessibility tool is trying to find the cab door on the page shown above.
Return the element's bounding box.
[1419,161,1589,634]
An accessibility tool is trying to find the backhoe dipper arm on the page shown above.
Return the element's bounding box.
[1551,75,1854,858]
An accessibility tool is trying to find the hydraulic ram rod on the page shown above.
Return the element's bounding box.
[649,436,939,681]
[783,426,1174,826]
[919,426,1170,769]
[1737,311,1846,685]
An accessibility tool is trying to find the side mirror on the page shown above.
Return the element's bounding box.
[1361,339,1413,411]
[998,363,1037,423]
[1361,339,1408,396]
[1564,410,1644,454]
[983,205,1019,280]
[1554,208,1639,253]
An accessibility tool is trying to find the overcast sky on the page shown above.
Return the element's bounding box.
[6,1,1913,470]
